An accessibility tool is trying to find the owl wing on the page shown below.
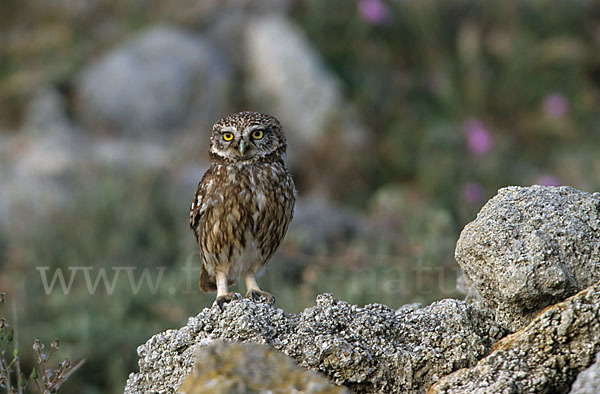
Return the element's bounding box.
[189,166,216,240]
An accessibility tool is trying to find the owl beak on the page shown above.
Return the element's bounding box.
[239,140,248,155]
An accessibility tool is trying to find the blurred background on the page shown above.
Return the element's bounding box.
[1,0,600,392]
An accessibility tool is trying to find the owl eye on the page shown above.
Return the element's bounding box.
[222,132,234,141]
[251,130,264,140]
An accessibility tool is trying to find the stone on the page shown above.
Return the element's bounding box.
[76,26,232,135]
[455,185,600,331]
[170,0,291,28]
[178,341,348,394]
[429,280,600,393]
[124,294,505,393]
[0,86,82,228]
[569,351,600,393]
[455,272,488,315]
[205,0,291,63]
[22,86,73,135]
[243,15,367,168]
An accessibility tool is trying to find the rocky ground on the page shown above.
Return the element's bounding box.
[455,186,600,332]
[125,185,600,393]
[125,294,505,393]
[178,342,349,394]
[430,280,600,393]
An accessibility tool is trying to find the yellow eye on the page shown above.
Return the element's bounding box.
[223,132,234,141]
[251,130,264,140]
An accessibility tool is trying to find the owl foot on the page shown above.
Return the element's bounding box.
[245,289,275,305]
[215,292,241,311]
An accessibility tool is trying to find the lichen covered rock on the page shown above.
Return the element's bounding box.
[178,341,348,394]
[569,351,600,394]
[126,185,600,393]
[455,186,600,331]
[429,280,600,393]
[125,295,504,393]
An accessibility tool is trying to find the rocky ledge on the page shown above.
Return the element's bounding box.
[125,295,505,393]
[125,186,600,393]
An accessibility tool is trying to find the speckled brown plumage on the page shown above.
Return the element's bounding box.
[189,111,296,308]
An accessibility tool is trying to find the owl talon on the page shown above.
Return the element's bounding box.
[215,293,241,311]
[245,290,275,305]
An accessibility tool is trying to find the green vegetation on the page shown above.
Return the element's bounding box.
[296,0,600,213]
[0,294,83,393]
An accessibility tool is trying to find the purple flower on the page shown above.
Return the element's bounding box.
[358,0,390,25]
[462,182,485,205]
[463,118,493,156]
[535,175,562,187]
[542,93,569,119]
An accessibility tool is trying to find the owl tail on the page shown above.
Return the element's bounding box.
[199,265,236,292]
[199,265,217,292]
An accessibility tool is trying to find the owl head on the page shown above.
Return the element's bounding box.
[209,111,287,163]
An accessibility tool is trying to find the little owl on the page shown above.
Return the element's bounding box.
[189,111,296,309]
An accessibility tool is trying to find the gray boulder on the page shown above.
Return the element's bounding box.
[163,0,291,29]
[178,341,348,394]
[0,83,182,230]
[0,86,83,228]
[570,351,600,393]
[455,272,489,315]
[243,15,367,168]
[76,26,232,135]
[23,86,74,135]
[204,0,291,64]
[429,280,600,393]
[455,186,600,331]
[124,294,504,393]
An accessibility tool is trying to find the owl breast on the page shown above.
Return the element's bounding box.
[192,160,296,282]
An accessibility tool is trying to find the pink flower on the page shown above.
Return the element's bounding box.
[463,182,485,205]
[358,0,390,25]
[463,118,493,156]
[535,175,562,187]
[542,93,569,119]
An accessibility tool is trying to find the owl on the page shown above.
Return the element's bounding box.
[189,111,296,310]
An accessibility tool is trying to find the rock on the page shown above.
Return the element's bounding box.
[0,133,178,232]
[429,280,600,393]
[455,185,600,331]
[455,272,488,315]
[90,139,173,170]
[124,294,505,393]
[22,86,73,135]
[570,351,600,393]
[205,0,291,64]
[124,185,600,392]
[76,26,232,135]
[168,0,291,29]
[178,341,348,394]
[243,15,367,168]
[0,86,83,228]
[0,88,178,230]
[395,303,423,313]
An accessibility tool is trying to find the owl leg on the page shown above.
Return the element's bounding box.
[215,271,239,311]
[244,274,275,305]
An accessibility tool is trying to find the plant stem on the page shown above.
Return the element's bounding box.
[11,305,21,394]
[32,375,42,393]
[0,356,11,392]
[54,359,85,390]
